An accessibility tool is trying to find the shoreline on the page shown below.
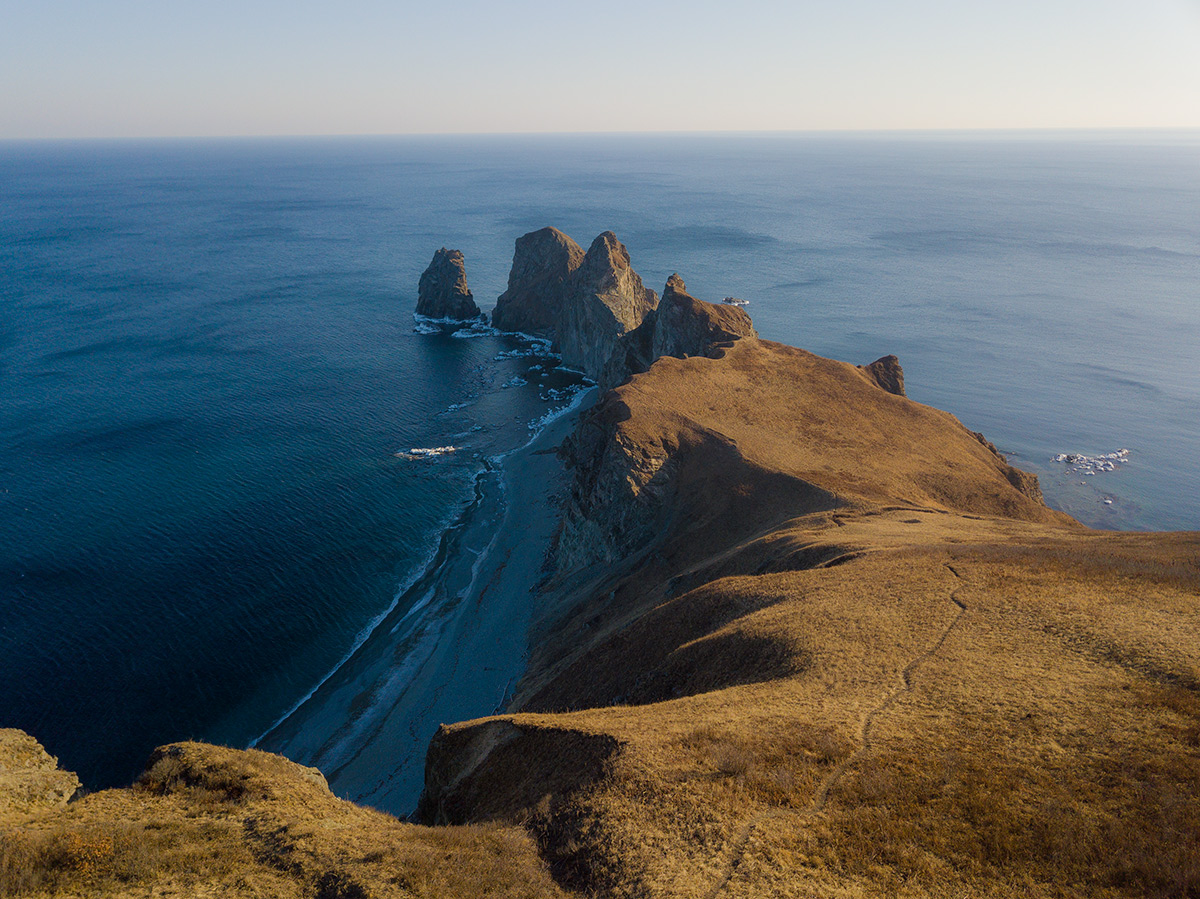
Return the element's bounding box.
[255,389,594,816]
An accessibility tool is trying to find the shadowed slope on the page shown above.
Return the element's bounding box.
[4,312,1195,898]
[421,339,1199,899]
[1,740,567,898]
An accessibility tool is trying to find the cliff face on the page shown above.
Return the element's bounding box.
[490,230,759,390]
[492,227,658,388]
[416,248,480,320]
[421,333,1199,899]
[491,226,585,336]
[9,232,1198,899]
[649,273,757,362]
[556,231,659,388]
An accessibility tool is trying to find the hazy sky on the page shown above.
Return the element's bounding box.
[3,0,1199,139]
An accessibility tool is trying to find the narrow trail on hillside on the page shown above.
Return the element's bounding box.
[703,563,969,899]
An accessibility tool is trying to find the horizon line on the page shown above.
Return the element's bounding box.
[4,125,1200,145]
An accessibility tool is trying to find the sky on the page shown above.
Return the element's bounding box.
[2,0,1199,139]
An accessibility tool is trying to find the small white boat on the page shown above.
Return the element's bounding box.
[722,296,750,307]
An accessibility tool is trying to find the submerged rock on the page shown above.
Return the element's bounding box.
[417,248,481,320]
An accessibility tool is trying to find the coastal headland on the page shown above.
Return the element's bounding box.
[3,229,1198,898]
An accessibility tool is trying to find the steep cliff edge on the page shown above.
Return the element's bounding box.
[421,336,1199,899]
[0,736,566,898]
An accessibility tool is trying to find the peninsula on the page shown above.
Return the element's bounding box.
[3,229,1197,899]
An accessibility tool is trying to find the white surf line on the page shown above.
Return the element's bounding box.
[319,466,509,783]
[246,505,460,750]
[519,383,598,451]
[252,328,576,750]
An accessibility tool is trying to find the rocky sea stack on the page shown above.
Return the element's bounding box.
[491,226,584,337]
[416,248,480,320]
[491,227,757,389]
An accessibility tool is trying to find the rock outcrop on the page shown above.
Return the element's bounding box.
[859,353,906,396]
[0,728,80,818]
[649,273,758,361]
[491,227,585,336]
[491,228,658,389]
[490,230,761,390]
[557,231,659,388]
[416,248,480,320]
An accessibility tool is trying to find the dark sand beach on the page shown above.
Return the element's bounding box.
[255,391,595,815]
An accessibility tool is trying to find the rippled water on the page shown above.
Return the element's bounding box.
[2,132,1197,789]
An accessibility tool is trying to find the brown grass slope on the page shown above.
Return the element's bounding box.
[1,741,567,898]
[422,338,1200,899]
[5,337,1195,898]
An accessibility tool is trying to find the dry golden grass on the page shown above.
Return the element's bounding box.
[1,742,568,898]
[5,338,1197,898]
[611,339,1071,525]
[425,340,1200,898]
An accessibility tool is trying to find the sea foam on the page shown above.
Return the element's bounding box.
[1052,449,1130,475]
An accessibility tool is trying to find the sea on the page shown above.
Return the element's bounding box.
[2,132,1198,806]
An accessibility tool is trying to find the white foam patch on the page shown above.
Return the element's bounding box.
[450,325,495,339]
[1052,448,1130,474]
[396,446,458,459]
[525,384,596,440]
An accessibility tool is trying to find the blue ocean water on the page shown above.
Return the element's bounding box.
[2,133,1198,793]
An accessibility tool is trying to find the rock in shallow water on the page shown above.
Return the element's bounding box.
[416,248,481,320]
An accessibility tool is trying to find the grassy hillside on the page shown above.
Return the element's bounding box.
[5,337,1196,898]
[423,339,1200,898]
